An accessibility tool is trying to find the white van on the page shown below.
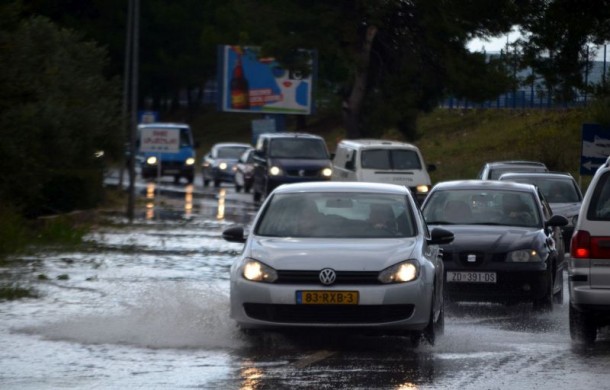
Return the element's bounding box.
[332,139,435,202]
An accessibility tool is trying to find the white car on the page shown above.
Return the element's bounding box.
[569,156,610,344]
[222,181,454,346]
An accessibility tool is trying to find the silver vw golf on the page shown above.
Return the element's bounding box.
[222,182,454,345]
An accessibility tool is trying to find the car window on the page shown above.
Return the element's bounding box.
[423,189,541,227]
[269,138,329,159]
[360,149,422,170]
[255,192,416,238]
[587,171,610,221]
[489,166,547,180]
[507,177,582,203]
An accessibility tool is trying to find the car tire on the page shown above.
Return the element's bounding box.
[533,268,553,312]
[569,304,596,344]
[235,183,242,192]
[423,293,441,345]
[203,178,210,187]
[253,190,261,203]
[244,184,251,193]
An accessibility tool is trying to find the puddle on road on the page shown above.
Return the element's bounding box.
[17,282,244,350]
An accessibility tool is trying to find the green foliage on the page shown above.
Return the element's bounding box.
[0,4,122,216]
[0,283,38,300]
[587,97,610,127]
[0,205,29,259]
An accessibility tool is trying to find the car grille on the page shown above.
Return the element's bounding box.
[442,250,504,267]
[276,270,381,285]
[243,303,414,323]
[285,169,320,178]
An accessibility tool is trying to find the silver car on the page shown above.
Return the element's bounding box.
[569,156,610,344]
[222,182,454,346]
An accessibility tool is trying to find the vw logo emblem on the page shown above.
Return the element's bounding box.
[319,268,336,285]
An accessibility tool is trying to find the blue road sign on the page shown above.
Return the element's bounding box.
[581,123,610,175]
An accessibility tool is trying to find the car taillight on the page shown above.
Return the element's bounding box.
[571,230,590,258]
[572,230,610,259]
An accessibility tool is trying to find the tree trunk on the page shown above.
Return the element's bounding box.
[343,25,377,139]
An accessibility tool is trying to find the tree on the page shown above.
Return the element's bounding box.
[0,2,122,215]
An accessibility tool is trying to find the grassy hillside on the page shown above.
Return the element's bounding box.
[168,106,599,191]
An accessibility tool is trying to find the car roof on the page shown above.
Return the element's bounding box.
[259,132,324,140]
[272,181,411,195]
[485,160,547,168]
[138,122,189,128]
[337,139,420,150]
[431,179,538,193]
[498,172,575,180]
[212,142,251,149]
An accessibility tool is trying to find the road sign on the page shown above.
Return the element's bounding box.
[139,127,180,153]
[580,123,610,175]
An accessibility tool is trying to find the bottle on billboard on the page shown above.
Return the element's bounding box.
[230,54,250,109]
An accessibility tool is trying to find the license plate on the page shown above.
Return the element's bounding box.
[447,271,497,283]
[296,290,359,305]
[164,169,180,174]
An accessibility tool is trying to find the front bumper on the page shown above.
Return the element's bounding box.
[444,268,549,304]
[230,278,432,330]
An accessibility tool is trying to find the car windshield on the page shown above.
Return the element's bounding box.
[217,146,249,159]
[255,192,416,238]
[506,177,582,203]
[423,189,542,228]
[268,138,329,159]
[489,166,547,179]
[361,149,422,170]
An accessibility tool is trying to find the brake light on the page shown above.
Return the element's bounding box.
[571,230,590,258]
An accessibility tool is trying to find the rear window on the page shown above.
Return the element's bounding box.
[489,166,547,180]
[361,149,422,170]
[587,171,610,221]
[217,146,249,159]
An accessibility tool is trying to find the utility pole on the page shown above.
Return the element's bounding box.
[127,0,140,222]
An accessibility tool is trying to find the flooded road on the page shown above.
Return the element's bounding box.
[1,182,610,389]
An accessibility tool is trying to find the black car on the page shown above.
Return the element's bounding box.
[251,133,333,202]
[477,160,548,180]
[201,142,252,187]
[421,180,568,311]
[498,171,583,251]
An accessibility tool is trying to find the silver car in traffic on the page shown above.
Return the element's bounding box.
[222,182,454,345]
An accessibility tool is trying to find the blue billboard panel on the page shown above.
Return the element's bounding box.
[218,45,314,115]
[581,123,610,175]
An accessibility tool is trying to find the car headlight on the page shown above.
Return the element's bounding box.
[322,167,332,177]
[416,185,430,194]
[269,166,282,176]
[506,249,542,262]
[185,157,195,165]
[242,259,278,283]
[146,156,158,165]
[378,260,419,283]
[219,162,228,170]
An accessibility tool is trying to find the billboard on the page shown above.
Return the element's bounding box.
[218,45,315,115]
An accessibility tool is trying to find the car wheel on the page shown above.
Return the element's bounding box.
[423,293,440,345]
[553,269,564,304]
[533,268,553,312]
[569,304,596,344]
[253,190,261,202]
[203,178,210,187]
[244,184,251,193]
[235,183,242,192]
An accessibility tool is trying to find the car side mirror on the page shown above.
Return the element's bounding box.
[428,164,437,172]
[222,226,247,243]
[428,227,454,245]
[546,214,568,228]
